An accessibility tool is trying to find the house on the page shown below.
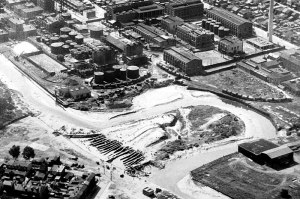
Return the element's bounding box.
[218,36,243,55]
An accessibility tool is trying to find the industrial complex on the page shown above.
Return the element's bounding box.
[1,0,300,198]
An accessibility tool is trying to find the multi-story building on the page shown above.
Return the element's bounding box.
[218,36,243,54]
[163,47,203,76]
[36,0,54,12]
[133,4,164,19]
[176,23,214,50]
[279,49,300,75]
[206,7,253,38]
[106,31,143,57]
[14,4,43,19]
[165,0,204,19]
[161,15,184,34]
[133,23,176,48]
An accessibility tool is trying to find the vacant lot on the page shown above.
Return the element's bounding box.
[191,153,300,199]
[0,80,29,128]
[193,68,285,99]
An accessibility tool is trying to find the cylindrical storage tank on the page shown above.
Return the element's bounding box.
[216,21,222,26]
[50,36,59,43]
[62,12,72,20]
[60,27,72,35]
[127,66,139,79]
[224,28,230,36]
[205,20,210,30]
[210,22,215,32]
[207,18,212,22]
[65,40,72,45]
[62,45,70,54]
[94,72,104,84]
[60,34,69,42]
[50,42,63,54]
[70,42,77,49]
[202,19,207,29]
[119,68,127,81]
[75,35,84,44]
[214,25,219,34]
[104,70,115,83]
[36,36,41,42]
[218,26,225,38]
[113,65,122,79]
[69,31,77,40]
[89,26,103,39]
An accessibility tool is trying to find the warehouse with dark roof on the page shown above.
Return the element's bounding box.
[165,0,204,19]
[206,7,253,38]
[238,139,294,169]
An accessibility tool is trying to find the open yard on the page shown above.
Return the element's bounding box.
[191,153,300,199]
[195,50,231,66]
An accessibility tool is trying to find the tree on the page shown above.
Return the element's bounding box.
[9,145,20,159]
[22,146,35,160]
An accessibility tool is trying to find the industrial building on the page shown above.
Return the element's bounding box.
[133,4,164,19]
[0,29,9,42]
[246,37,276,50]
[161,15,184,34]
[163,47,203,76]
[238,139,280,164]
[206,7,253,38]
[165,0,204,19]
[279,49,300,75]
[57,85,91,100]
[237,59,293,85]
[282,78,300,96]
[238,139,294,169]
[37,0,54,12]
[218,36,243,55]
[14,4,43,19]
[133,23,176,48]
[176,23,214,50]
[106,31,143,57]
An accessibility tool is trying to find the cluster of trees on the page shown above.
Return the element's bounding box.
[8,145,35,160]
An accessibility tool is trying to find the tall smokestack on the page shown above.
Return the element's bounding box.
[268,0,274,42]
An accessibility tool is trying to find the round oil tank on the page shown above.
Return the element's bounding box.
[207,18,212,21]
[60,27,72,35]
[70,42,77,49]
[216,21,222,26]
[69,31,77,40]
[50,42,63,54]
[209,22,215,32]
[89,26,103,39]
[119,68,127,81]
[113,65,122,79]
[94,72,104,84]
[62,45,70,54]
[75,35,84,44]
[202,19,207,28]
[60,34,69,42]
[62,12,72,20]
[218,26,225,38]
[224,28,230,36]
[127,66,139,79]
[104,70,115,83]
[50,36,60,43]
[205,21,210,30]
[214,25,219,34]
[36,36,41,42]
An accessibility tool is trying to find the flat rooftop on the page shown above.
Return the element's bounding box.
[239,139,279,156]
[247,37,275,48]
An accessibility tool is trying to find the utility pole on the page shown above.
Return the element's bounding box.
[268,0,274,42]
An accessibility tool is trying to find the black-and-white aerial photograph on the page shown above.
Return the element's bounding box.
[0,0,300,198]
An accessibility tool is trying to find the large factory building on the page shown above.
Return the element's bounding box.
[176,23,214,51]
[106,32,143,57]
[133,23,176,48]
[163,47,203,76]
[165,0,204,19]
[161,16,184,34]
[206,7,253,38]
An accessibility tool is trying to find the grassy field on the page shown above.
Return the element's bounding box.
[191,153,300,199]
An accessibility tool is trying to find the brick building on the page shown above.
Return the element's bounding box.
[206,7,253,38]
[133,23,176,48]
[161,15,184,34]
[163,47,203,76]
[218,36,243,54]
[176,23,214,50]
[165,0,204,19]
